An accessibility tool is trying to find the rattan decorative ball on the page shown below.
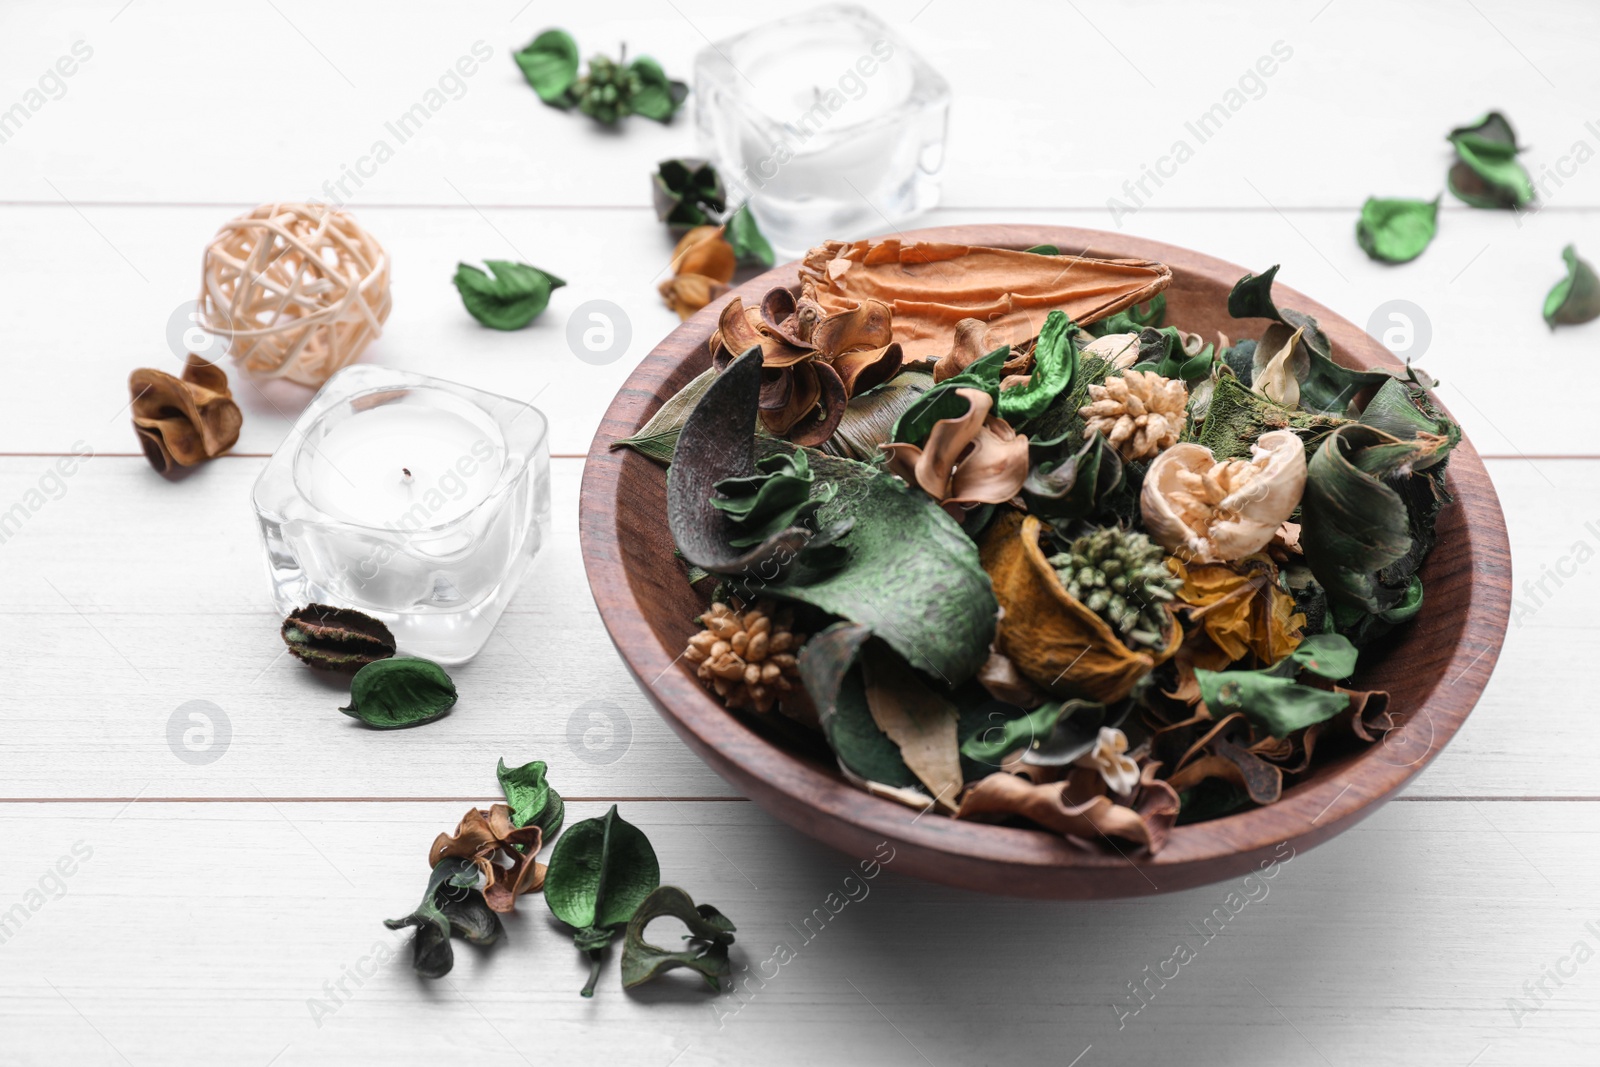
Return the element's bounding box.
[198,202,392,387]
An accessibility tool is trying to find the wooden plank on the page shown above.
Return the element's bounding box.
[0,798,1596,1064]
[3,202,1597,459]
[2,1,1595,210]
[0,454,1580,799]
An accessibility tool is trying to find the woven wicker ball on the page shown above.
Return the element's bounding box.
[198,202,391,387]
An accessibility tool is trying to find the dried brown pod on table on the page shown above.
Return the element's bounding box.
[429,804,545,914]
[797,238,1172,356]
[280,604,397,673]
[658,226,736,321]
[129,355,242,473]
[683,601,804,714]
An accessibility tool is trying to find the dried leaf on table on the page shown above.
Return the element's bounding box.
[545,805,660,997]
[428,804,546,914]
[621,885,737,992]
[652,158,727,231]
[1447,110,1534,210]
[453,260,566,330]
[129,355,242,473]
[340,657,458,729]
[383,856,502,979]
[1356,195,1440,264]
[797,238,1172,357]
[497,757,565,839]
[1543,244,1600,329]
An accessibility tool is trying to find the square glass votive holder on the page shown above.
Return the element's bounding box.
[251,365,551,665]
[694,4,951,256]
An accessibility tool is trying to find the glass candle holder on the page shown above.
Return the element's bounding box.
[694,4,951,256]
[252,365,550,664]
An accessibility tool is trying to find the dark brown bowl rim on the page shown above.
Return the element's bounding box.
[579,224,1511,898]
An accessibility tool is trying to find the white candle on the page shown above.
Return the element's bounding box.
[301,400,504,529]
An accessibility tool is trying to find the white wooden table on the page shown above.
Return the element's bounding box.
[2,2,1595,1063]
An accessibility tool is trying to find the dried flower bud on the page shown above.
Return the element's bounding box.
[667,226,736,284]
[281,603,397,673]
[658,273,730,320]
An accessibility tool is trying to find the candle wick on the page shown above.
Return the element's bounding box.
[401,467,413,486]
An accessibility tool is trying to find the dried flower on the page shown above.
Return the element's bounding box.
[129,355,242,472]
[1078,369,1188,461]
[881,388,1030,519]
[1076,726,1140,796]
[1140,429,1307,563]
[281,603,396,673]
[684,602,804,714]
[428,804,545,914]
[667,226,736,283]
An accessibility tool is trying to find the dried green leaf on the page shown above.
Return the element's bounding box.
[672,351,998,682]
[497,757,564,840]
[514,29,580,105]
[382,856,498,979]
[1447,111,1534,210]
[627,56,689,123]
[997,311,1078,423]
[1543,244,1600,330]
[798,623,922,790]
[340,657,457,729]
[1300,423,1453,628]
[454,260,566,331]
[1021,429,1124,524]
[1356,196,1440,264]
[281,603,395,674]
[614,366,718,464]
[621,885,736,992]
[1091,292,1167,335]
[1195,635,1356,739]
[725,203,774,267]
[958,698,1114,766]
[545,805,661,997]
[652,159,726,231]
[712,449,831,548]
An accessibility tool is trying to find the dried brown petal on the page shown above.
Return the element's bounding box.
[281,603,397,673]
[429,804,546,914]
[129,355,242,472]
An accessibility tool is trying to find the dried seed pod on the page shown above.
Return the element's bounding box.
[281,603,397,673]
[1078,369,1188,461]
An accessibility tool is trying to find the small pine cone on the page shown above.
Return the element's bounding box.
[1047,526,1179,650]
[1078,369,1188,461]
[684,601,805,714]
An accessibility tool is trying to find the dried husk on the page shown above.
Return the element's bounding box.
[658,273,730,320]
[979,511,1180,702]
[798,239,1172,357]
[129,355,242,472]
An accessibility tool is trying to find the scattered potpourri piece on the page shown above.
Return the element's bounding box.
[641,242,1459,855]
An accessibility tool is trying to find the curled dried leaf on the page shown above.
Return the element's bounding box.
[881,388,1029,518]
[799,238,1172,357]
[1140,430,1306,564]
[956,761,1179,854]
[429,804,546,914]
[129,355,242,472]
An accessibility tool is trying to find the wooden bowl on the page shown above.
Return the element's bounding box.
[580,224,1511,899]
